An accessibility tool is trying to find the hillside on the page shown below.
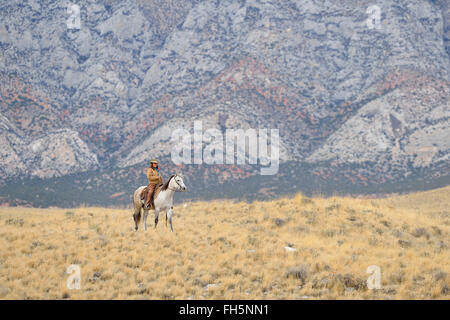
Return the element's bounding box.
[0,186,448,299]
[0,0,449,206]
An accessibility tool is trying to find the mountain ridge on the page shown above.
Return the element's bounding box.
[0,0,449,206]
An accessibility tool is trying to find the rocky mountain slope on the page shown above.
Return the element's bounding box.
[0,0,449,206]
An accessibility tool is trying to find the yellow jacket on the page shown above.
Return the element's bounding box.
[147,167,163,185]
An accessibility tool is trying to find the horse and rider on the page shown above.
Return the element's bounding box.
[133,159,187,232]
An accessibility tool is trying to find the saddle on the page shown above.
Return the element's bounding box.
[140,183,163,210]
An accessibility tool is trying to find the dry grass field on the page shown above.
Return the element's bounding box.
[0,187,449,300]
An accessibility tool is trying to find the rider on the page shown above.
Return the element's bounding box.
[144,159,164,209]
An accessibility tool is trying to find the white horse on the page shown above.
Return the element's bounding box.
[132,174,187,232]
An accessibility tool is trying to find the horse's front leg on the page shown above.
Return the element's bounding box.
[154,208,160,229]
[143,209,149,231]
[167,207,174,232]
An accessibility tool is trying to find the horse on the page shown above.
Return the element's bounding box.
[132,174,187,232]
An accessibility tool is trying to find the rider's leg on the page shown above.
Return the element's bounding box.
[140,186,147,200]
[144,184,156,209]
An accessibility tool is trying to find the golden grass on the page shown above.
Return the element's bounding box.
[0,186,449,299]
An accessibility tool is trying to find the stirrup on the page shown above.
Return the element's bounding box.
[144,202,152,210]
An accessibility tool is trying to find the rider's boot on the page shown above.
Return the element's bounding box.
[144,190,152,209]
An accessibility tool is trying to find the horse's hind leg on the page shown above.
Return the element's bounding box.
[133,211,138,231]
[133,208,141,231]
[143,209,149,231]
[154,209,160,229]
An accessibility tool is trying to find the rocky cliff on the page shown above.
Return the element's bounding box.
[0,0,448,206]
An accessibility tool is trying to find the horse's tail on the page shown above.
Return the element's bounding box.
[133,187,144,225]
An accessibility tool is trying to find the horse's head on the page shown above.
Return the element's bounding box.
[170,174,187,192]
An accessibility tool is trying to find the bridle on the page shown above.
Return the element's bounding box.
[168,175,184,191]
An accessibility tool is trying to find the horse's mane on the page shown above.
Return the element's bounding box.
[161,175,175,191]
